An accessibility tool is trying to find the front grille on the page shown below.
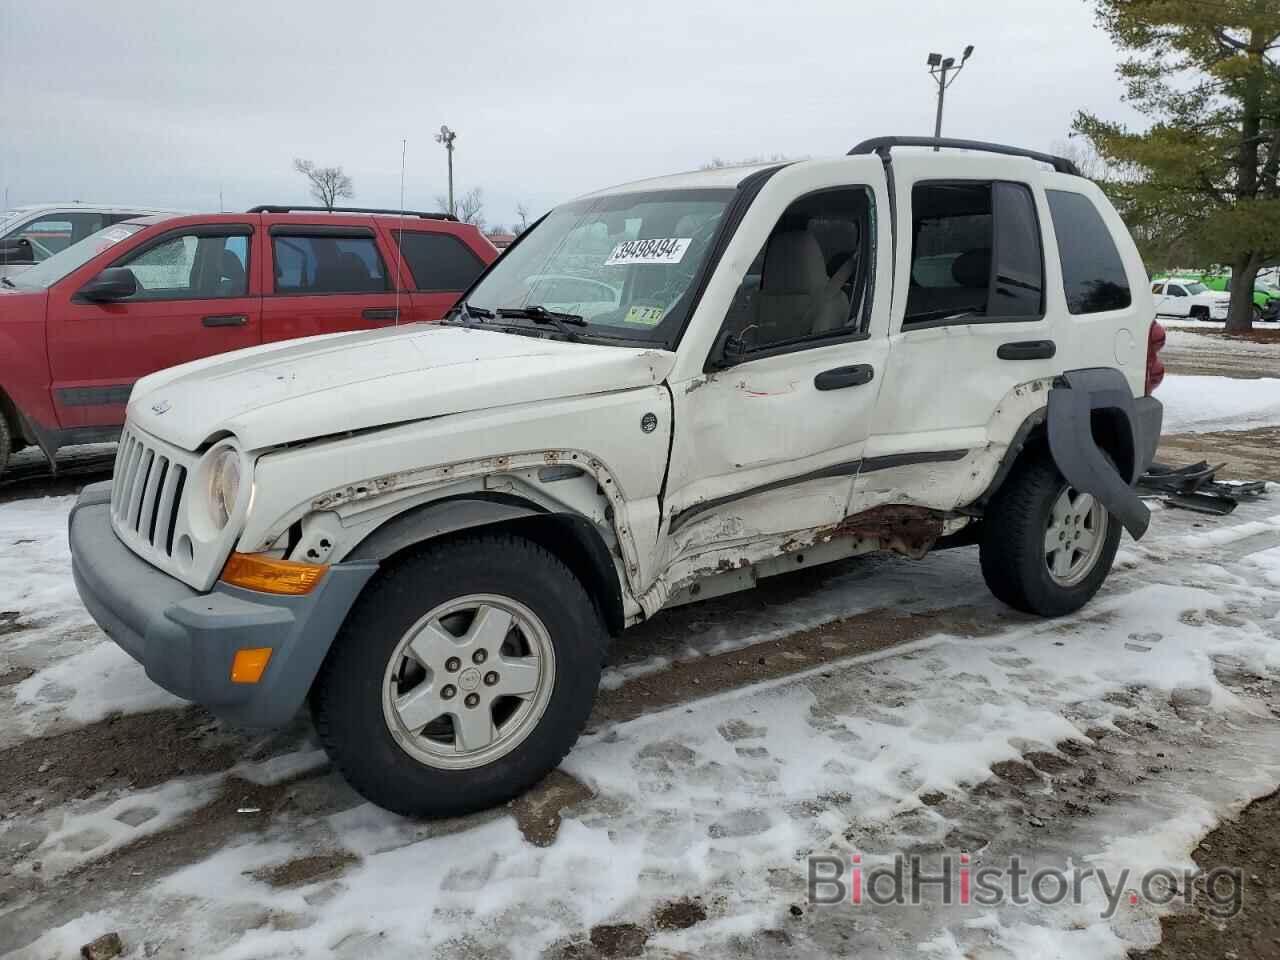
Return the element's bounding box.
[111,428,190,558]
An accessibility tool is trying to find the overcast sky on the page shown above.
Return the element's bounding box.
[1,0,1141,229]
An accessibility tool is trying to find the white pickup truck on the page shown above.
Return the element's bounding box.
[1151,278,1230,321]
[69,138,1165,817]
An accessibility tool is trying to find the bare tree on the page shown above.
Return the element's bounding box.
[515,202,531,235]
[437,187,486,227]
[1049,139,1108,182]
[293,158,354,211]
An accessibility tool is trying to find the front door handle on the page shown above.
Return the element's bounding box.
[997,340,1056,360]
[202,313,248,327]
[814,364,875,391]
[362,307,400,322]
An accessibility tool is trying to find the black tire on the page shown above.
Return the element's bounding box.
[1252,304,1264,323]
[0,414,10,483]
[1189,306,1209,321]
[311,534,606,818]
[979,453,1122,617]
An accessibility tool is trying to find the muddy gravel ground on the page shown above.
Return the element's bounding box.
[2,366,1280,956]
[1161,321,1280,379]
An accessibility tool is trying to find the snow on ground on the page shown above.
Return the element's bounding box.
[0,496,182,748]
[1157,374,1280,433]
[5,493,1280,959]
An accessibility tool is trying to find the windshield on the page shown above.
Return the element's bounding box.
[461,188,735,346]
[5,222,143,289]
[1185,282,1207,295]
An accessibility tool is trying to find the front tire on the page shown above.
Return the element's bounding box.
[980,453,1122,617]
[311,534,606,818]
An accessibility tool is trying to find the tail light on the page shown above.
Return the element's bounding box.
[1145,319,1166,395]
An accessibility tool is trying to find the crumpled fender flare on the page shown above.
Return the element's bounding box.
[345,495,544,561]
[1047,368,1154,540]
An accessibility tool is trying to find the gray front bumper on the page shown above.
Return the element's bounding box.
[69,482,377,727]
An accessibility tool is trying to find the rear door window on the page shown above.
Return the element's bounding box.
[392,230,487,291]
[905,180,1044,326]
[1046,190,1132,315]
[272,233,390,294]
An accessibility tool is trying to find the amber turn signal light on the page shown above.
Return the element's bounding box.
[230,647,273,684]
[220,552,328,595]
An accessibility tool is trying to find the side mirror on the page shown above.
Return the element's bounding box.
[711,328,750,369]
[78,267,138,302]
[0,237,36,265]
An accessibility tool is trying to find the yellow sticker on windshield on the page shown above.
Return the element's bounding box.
[624,304,666,326]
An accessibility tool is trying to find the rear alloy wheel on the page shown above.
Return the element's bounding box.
[980,453,1122,617]
[311,534,605,818]
[1043,488,1109,588]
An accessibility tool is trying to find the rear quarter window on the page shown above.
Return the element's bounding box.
[1046,190,1132,315]
[392,231,487,292]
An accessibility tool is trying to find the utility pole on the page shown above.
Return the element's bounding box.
[927,46,975,148]
[435,124,457,217]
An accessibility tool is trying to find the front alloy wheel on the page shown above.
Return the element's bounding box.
[382,595,555,770]
[311,533,605,818]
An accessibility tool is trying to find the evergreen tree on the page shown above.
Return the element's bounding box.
[1076,0,1280,332]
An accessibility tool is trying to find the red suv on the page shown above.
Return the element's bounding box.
[0,206,496,479]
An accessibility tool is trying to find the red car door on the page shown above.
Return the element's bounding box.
[46,218,264,431]
[260,216,410,340]
[375,221,495,322]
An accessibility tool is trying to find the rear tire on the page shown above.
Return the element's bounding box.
[980,453,1122,617]
[311,533,605,818]
[0,414,10,483]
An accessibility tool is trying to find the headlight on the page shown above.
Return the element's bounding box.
[208,448,242,529]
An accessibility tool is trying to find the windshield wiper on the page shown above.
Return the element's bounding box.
[497,304,587,340]
[0,276,15,288]
[445,300,494,326]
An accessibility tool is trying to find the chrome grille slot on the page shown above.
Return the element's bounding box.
[110,427,194,559]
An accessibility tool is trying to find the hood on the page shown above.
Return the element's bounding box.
[127,324,676,452]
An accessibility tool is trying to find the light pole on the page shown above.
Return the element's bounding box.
[927,45,974,148]
[435,124,457,216]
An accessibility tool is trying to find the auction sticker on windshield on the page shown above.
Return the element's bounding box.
[605,237,691,266]
[623,303,666,326]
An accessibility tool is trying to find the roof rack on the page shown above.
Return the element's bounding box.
[247,205,459,221]
[848,137,1081,176]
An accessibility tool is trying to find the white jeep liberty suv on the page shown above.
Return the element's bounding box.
[70,138,1165,817]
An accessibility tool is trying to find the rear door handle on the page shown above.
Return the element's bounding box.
[362,307,400,322]
[202,313,248,327]
[814,364,875,391]
[997,340,1056,361]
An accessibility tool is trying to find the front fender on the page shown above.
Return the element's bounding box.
[1047,368,1162,539]
[344,495,543,561]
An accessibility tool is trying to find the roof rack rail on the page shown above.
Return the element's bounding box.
[247,205,459,221]
[848,137,1081,176]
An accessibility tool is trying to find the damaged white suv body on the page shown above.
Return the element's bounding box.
[70,138,1165,817]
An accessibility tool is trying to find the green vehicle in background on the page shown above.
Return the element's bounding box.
[1198,272,1280,321]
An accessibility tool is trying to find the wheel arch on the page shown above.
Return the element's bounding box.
[0,385,31,454]
[344,494,627,637]
[977,368,1161,540]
